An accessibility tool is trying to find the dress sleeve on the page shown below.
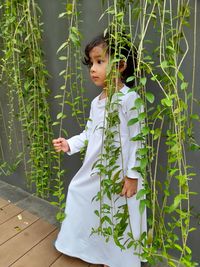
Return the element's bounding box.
[123,92,143,180]
[67,102,93,155]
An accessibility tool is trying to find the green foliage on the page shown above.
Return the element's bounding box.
[92,0,197,266]
[0,0,53,198]
[0,0,198,265]
[52,0,88,221]
[0,153,23,176]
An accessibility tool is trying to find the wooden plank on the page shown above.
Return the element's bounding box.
[0,203,22,225]
[0,210,39,245]
[51,254,89,267]
[11,230,61,267]
[0,218,56,267]
[0,198,10,208]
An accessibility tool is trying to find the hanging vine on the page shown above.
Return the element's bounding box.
[0,0,53,198]
[0,0,198,265]
[90,0,198,266]
[52,0,198,264]
[52,0,88,221]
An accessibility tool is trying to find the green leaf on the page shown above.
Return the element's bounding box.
[150,75,158,81]
[140,158,148,169]
[126,76,135,83]
[69,27,81,46]
[166,45,175,52]
[153,128,161,140]
[147,228,153,244]
[136,189,146,200]
[59,56,67,61]
[134,98,144,109]
[185,245,192,254]
[138,112,146,121]
[190,114,199,120]
[161,97,172,107]
[94,210,100,217]
[181,82,188,90]
[62,128,68,136]
[59,70,66,76]
[13,48,21,53]
[137,147,148,156]
[128,118,138,126]
[141,126,150,135]
[112,170,121,182]
[127,241,134,249]
[174,243,183,252]
[169,194,187,212]
[139,199,146,214]
[52,121,60,126]
[66,3,73,12]
[54,95,63,99]
[57,41,68,53]
[140,77,147,86]
[160,60,168,69]
[168,261,176,267]
[58,12,67,18]
[101,216,113,225]
[50,201,58,206]
[188,227,196,233]
[146,92,155,103]
[57,112,63,119]
[178,71,184,81]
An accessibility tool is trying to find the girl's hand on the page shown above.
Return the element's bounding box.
[121,177,138,198]
[52,137,70,153]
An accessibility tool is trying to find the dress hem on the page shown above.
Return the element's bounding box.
[54,242,147,266]
[55,243,107,266]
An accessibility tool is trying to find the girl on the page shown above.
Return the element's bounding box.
[53,32,147,267]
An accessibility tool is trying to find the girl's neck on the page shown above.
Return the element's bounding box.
[100,81,124,100]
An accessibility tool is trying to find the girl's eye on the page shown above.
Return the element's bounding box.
[97,60,103,64]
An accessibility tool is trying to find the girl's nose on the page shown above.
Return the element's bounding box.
[90,64,95,73]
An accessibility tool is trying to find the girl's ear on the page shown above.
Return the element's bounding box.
[119,60,127,73]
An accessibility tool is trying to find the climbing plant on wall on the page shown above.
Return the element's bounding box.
[100,1,198,266]
[55,0,198,266]
[0,0,53,198]
[51,0,88,221]
[0,0,198,265]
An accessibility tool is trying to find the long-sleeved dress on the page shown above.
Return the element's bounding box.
[55,85,147,267]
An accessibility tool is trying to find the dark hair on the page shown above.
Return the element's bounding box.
[83,32,137,87]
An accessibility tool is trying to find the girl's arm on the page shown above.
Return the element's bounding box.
[66,103,93,155]
[53,102,94,155]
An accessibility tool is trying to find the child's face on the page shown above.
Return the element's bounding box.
[88,44,109,88]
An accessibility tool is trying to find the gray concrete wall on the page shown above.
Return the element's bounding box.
[0,0,199,264]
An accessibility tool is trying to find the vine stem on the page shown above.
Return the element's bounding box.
[137,0,156,70]
[151,116,164,246]
[59,0,76,137]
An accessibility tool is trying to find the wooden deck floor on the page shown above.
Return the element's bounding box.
[0,198,102,267]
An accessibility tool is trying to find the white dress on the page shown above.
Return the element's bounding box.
[55,85,147,267]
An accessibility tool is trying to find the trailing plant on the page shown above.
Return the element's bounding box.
[53,0,198,264]
[90,2,149,258]
[0,0,53,198]
[90,0,198,266]
[0,0,198,265]
[52,0,88,221]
